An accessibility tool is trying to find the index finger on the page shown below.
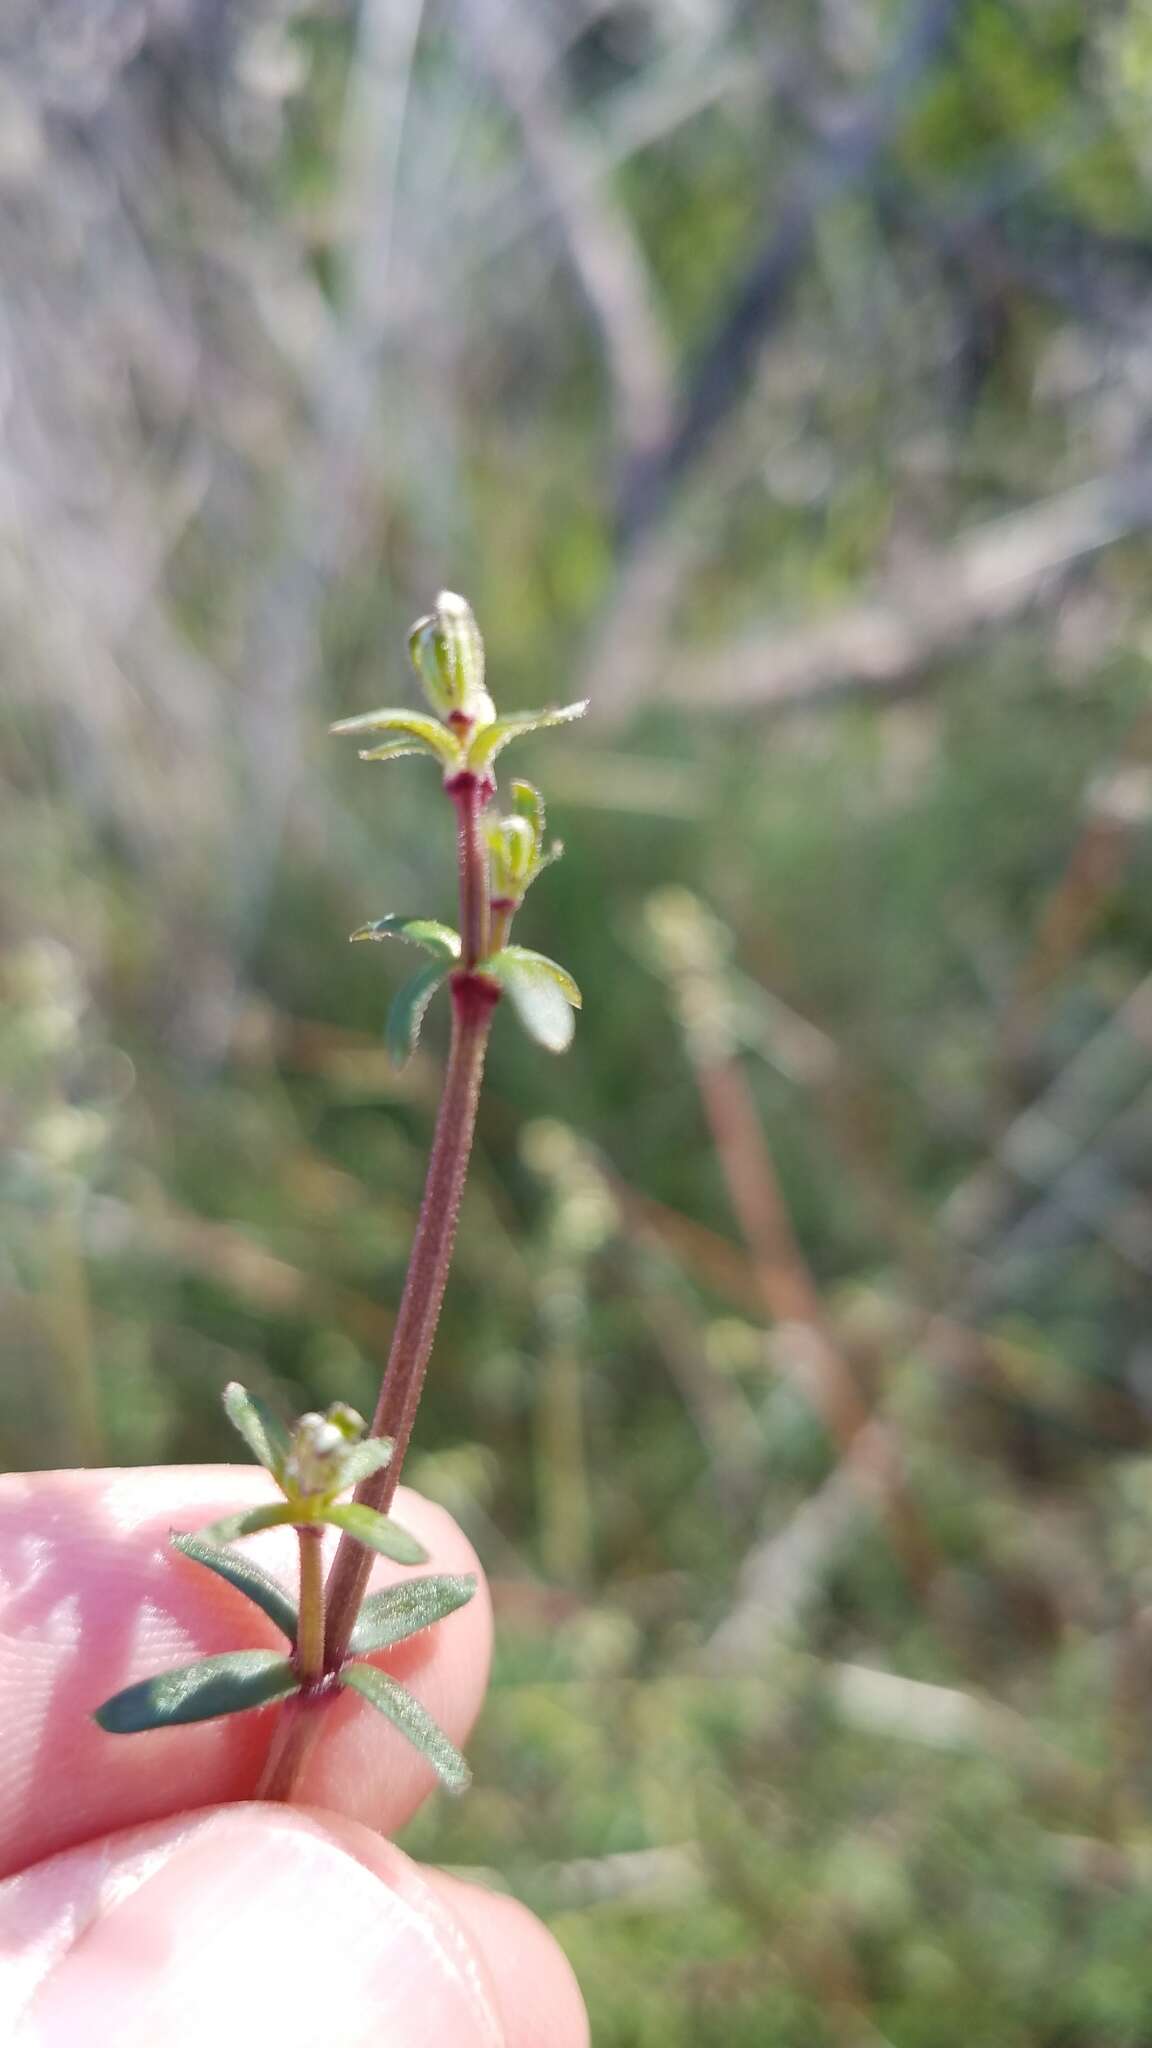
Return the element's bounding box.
[0,1467,492,1879]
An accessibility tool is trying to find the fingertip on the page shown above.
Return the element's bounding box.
[0,1468,492,1872]
[0,1809,589,2048]
[421,1870,591,2048]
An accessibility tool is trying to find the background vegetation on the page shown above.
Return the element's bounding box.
[9,1,1152,2038]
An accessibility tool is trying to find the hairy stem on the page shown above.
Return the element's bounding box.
[295,1526,325,1683]
[453,776,490,967]
[256,1691,327,1804]
[262,756,500,1801]
[322,976,497,1668]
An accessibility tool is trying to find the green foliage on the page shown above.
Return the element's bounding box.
[94,1651,299,1733]
[340,1663,471,1793]
[482,946,582,1052]
[324,1500,428,1565]
[350,915,461,961]
[386,960,450,1068]
[171,1532,299,1643]
[349,1573,478,1655]
[17,4,1152,2036]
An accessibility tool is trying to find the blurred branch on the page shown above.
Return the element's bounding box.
[598,458,1152,719]
[616,0,968,542]
[462,0,675,472]
[645,892,939,1595]
[222,0,427,1044]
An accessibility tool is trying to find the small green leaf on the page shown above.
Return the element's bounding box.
[94,1651,299,1734]
[222,1382,290,1475]
[356,740,432,764]
[350,915,461,962]
[339,1664,471,1792]
[482,946,582,1053]
[387,961,448,1068]
[330,707,461,768]
[467,701,588,769]
[171,1532,298,1644]
[323,1502,428,1564]
[349,1573,477,1656]
[336,1436,395,1489]
[199,1502,300,1544]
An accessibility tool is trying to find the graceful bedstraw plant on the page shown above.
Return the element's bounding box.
[94,592,587,1800]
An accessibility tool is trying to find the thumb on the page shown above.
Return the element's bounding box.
[1,1806,587,2048]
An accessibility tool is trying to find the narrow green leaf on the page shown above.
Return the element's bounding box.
[350,1573,478,1656]
[330,707,461,767]
[482,947,582,1053]
[339,1664,471,1792]
[467,701,588,769]
[94,1651,299,1734]
[336,1436,395,1488]
[171,1532,298,1644]
[198,1502,300,1544]
[386,961,448,1069]
[350,915,461,962]
[222,1382,290,1475]
[324,1502,428,1565]
[356,740,432,764]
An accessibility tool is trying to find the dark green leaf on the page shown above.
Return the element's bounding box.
[482,946,581,1053]
[198,1502,299,1544]
[94,1651,299,1733]
[171,1532,298,1644]
[349,1573,478,1655]
[467,701,588,769]
[324,1502,428,1564]
[336,1436,395,1488]
[339,1664,471,1792]
[222,1381,290,1474]
[350,915,460,962]
[386,961,448,1069]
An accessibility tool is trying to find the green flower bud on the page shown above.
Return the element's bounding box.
[488,814,536,900]
[286,1411,351,1496]
[325,1401,366,1442]
[408,592,495,727]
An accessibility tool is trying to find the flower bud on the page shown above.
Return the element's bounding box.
[408,591,494,727]
[488,814,536,900]
[286,1411,350,1495]
[325,1401,366,1441]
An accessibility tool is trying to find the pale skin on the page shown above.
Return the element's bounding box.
[0,1467,589,2047]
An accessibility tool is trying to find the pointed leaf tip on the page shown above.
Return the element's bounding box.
[467,701,588,770]
[221,1383,290,1475]
[349,1573,478,1655]
[94,1651,299,1733]
[339,1664,471,1792]
[329,708,460,769]
[350,916,461,961]
[171,1533,298,1644]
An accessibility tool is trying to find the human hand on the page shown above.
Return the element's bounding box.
[0,1467,588,2046]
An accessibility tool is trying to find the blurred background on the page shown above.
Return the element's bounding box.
[9,0,1152,2038]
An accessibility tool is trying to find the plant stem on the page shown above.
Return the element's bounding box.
[262,762,500,1799]
[295,1526,325,1683]
[322,973,497,1668]
[453,776,490,967]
